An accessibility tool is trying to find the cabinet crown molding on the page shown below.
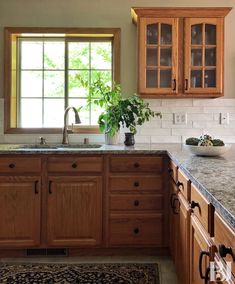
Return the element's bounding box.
[131,7,232,23]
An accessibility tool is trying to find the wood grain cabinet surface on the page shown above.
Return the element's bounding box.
[131,7,231,98]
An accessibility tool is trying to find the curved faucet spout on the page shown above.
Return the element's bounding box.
[62,106,81,144]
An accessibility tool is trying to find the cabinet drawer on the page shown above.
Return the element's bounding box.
[214,212,235,276]
[109,214,163,246]
[110,156,163,173]
[110,194,163,211]
[191,184,213,233]
[168,160,178,183]
[0,157,41,173]
[177,170,190,201]
[47,156,103,173]
[109,175,162,192]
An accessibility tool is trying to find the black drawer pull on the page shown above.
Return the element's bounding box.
[134,181,140,187]
[133,228,139,234]
[72,163,77,169]
[219,244,233,259]
[9,163,15,169]
[134,200,139,206]
[34,181,39,194]
[199,251,210,280]
[134,162,140,168]
[48,181,52,194]
[191,200,200,209]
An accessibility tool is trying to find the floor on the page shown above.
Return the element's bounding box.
[0,256,178,284]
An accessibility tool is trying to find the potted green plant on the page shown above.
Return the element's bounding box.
[78,76,161,145]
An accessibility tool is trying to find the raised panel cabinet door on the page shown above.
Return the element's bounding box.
[139,17,178,95]
[47,176,102,247]
[0,176,41,247]
[190,215,215,284]
[175,192,191,284]
[184,18,223,95]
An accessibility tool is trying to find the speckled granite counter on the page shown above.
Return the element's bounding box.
[0,143,234,230]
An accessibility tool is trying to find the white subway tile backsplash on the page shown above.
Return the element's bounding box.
[0,98,235,144]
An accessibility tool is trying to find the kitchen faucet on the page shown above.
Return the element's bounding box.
[62,106,81,144]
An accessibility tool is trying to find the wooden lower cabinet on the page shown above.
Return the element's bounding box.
[0,176,41,248]
[190,215,215,284]
[47,176,102,247]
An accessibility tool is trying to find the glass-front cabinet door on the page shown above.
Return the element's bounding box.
[139,18,178,95]
[184,18,223,95]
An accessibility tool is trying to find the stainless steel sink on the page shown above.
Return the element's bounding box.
[17,144,102,150]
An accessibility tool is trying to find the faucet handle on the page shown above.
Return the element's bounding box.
[39,137,46,145]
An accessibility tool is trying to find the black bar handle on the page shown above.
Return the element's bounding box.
[34,180,39,194]
[185,79,189,91]
[172,79,176,91]
[170,193,177,208]
[199,251,210,279]
[48,181,52,194]
[172,197,179,215]
[134,200,139,207]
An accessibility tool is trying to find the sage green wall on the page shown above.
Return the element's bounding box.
[0,0,235,97]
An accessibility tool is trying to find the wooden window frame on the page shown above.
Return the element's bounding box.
[4,27,121,134]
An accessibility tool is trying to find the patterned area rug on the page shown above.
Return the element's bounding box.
[0,263,160,284]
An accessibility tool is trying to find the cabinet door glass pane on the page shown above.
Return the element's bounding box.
[191,49,202,66]
[147,48,158,66]
[160,70,171,88]
[205,48,216,66]
[205,24,216,45]
[160,48,172,66]
[205,69,216,87]
[191,24,203,45]
[191,70,202,88]
[161,24,172,44]
[147,24,158,44]
[146,70,158,88]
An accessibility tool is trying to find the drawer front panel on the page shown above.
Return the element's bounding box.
[109,214,163,246]
[110,156,163,173]
[191,184,211,232]
[168,160,178,183]
[0,157,41,173]
[110,194,163,211]
[214,212,235,276]
[47,156,103,173]
[177,170,190,201]
[109,175,162,192]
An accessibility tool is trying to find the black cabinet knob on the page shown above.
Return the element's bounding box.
[72,163,77,168]
[134,181,140,187]
[191,200,200,209]
[134,200,139,206]
[168,168,173,174]
[219,244,233,258]
[133,228,139,234]
[9,163,15,169]
[134,162,140,168]
[176,181,183,188]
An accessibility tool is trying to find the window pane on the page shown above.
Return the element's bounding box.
[205,69,216,87]
[68,42,89,69]
[191,49,202,66]
[44,71,65,97]
[21,71,42,97]
[147,48,158,66]
[205,48,216,66]
[91,100,103,125]
[205,24,216,45]
[20,99,42,127]
[91,70,112,85]
[161,24,172,44]
[69,70,89,98]
[21,41,43,69]
[191,24,202,45]
[160,48,171,66]
[146,70,158,88]
[44,41,65,70]
[147,24,158,44]
[44,99,64,127]
[91,42,112,69]
[68,98,90,125]
[160,70,171,88]
[191,70,202,88]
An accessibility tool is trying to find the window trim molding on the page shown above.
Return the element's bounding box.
[4,27,121,134]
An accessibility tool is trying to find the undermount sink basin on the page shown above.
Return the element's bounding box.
[17,144,102,150]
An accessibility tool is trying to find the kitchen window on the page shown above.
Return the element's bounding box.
[4,27,120,134]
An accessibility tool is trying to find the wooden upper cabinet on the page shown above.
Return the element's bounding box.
[138,18,178,95]
[131,7,232,98]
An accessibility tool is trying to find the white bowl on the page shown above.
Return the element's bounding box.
[185,144,231,157]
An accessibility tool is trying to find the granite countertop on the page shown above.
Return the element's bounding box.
[0,142,234,230]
